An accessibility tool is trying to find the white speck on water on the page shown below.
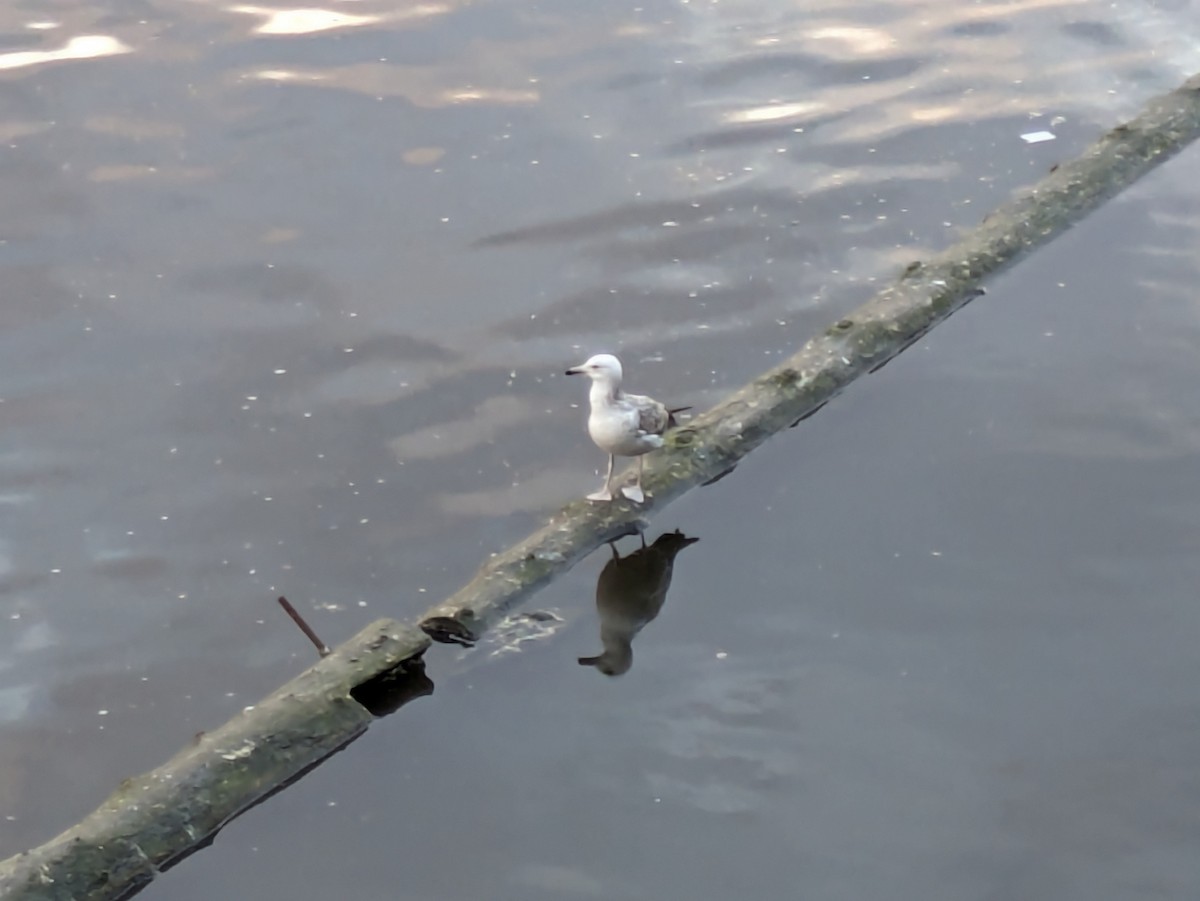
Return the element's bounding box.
[1020,130,1056,144]
[715,650,728,659]
[98,709,109,716]
[930,550,942,557]
[49,568,61,574]
[273,369,287,375]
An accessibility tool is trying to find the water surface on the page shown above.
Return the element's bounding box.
[1,0,1199,898]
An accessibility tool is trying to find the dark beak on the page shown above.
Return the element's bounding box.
[565,367,582,375]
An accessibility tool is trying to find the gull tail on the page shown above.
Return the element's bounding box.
[666,406,691,428]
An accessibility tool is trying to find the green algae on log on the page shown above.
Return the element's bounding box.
[0,619,431,901]
[419,70,1200,643]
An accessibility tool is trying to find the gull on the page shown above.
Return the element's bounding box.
[565,353,689,503]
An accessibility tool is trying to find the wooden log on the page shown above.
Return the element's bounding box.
[0,619,431,901]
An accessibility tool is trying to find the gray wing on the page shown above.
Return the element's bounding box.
[627,393,670,436]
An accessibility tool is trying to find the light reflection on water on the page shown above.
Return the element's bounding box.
[0,0,1199,896]
[0,34,129,71]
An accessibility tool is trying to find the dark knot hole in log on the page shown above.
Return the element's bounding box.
[349,655,435,717]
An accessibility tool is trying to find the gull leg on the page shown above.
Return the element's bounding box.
[621,455,646,503]
[587,454,615,501]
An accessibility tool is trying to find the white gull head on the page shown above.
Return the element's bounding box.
[565,353,623,387]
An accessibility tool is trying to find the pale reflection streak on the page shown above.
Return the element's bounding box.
[228,3,448,36]
[0,35,130,72]
[230,5,381,35]
[794,26,897,56]
[88,164,215,183]
[249,64,539,107]
[388,396,539,462]
[722,100,826,125]
[224,4,544,104]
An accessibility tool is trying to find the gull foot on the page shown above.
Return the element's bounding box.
[620,484,645,503]
[587,488,614,502]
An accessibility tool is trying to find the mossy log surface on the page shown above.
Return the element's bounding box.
[419,71,1200,644]
[0,619,430,901]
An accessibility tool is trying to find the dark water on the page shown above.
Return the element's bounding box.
[2,0,1199,897]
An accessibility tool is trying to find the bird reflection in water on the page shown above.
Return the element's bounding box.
[578,529,699,676]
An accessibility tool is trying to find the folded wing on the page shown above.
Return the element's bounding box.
[629,393,672,436]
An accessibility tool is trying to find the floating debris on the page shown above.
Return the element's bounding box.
[1020,130,1057,144]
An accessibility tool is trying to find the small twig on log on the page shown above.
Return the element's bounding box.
[277,596,331,657]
